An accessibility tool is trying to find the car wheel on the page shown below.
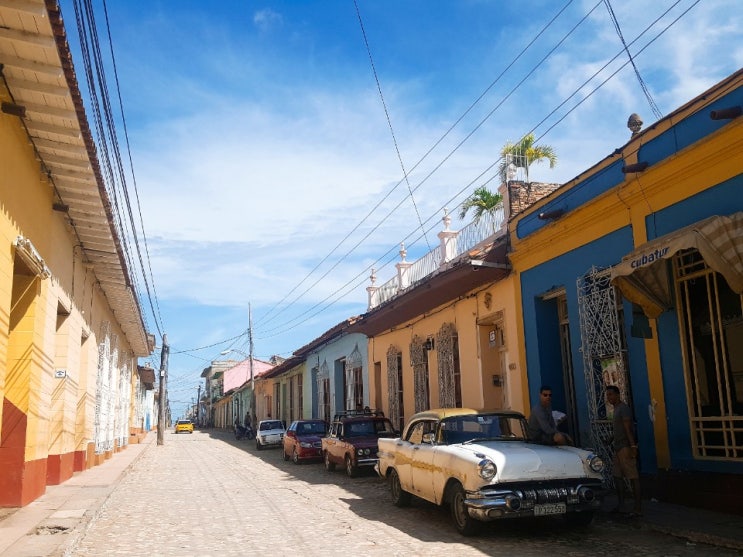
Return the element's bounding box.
[449,482,481,536]
[345,455,357,478]
[389,469,411,507]
[283,446,290,461]
[324,451,336,472]
[256,440,263,451]
[566,511,595,527]
[292,448,300,465]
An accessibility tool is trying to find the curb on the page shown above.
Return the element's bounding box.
[643,523,743,553]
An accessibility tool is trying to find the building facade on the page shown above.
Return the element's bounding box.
[509,69,743,512]
[0,3,152,506]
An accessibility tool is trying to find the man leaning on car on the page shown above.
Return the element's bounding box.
[528,385,571,446]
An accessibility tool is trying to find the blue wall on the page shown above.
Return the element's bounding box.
[520,226,659,472]
[521,177,743,475]
[307,333,369,418]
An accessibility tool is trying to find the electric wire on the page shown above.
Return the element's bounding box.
[71,0,165,338]
[354,0,431,252]
[254,0,577,330]
[603,0,664,120]
[251,0,695,339]
[253,0,603,336]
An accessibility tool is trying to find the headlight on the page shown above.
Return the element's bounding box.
[357,448,370,456]
[477,459,497,480]
[587,454,604,472]
[299,442,313,448]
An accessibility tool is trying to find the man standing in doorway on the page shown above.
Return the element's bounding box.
[606,385,642,517]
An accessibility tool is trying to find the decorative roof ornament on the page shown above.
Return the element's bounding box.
[627,113,643,137]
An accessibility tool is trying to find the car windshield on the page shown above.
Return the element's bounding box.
[298,422,326,435]
[260,421,283,431]
[346,419,395,437]
[177,420,191,425]
[439,414,527,444]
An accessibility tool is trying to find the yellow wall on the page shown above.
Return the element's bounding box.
[367,274,527,425]
[1,96,143,503]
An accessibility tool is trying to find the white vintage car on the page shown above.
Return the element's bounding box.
[375,408,605,535]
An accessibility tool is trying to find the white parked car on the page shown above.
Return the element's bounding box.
[255,419,285,450]
[376,408,605,536]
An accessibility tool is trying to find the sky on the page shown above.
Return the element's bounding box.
[58,0,743,419]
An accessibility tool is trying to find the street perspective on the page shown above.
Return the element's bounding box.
[1,1,742,556]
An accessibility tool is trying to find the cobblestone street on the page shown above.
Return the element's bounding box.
[65,431,738,557]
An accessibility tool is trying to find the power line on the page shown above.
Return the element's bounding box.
[251,0,698,339]
[354,0,431,252]
[254,0,577,331]
[603,0,664,120]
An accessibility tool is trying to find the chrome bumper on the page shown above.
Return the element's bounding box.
[464,483,604,521]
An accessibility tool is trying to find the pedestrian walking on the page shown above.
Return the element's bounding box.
[606,385,642,517]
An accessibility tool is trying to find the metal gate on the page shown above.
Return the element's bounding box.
[576,266,631,485]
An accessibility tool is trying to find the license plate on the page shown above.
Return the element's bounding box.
[534,503,566,516]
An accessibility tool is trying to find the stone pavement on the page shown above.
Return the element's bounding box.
[0,434,152,557]
[0,430,741,556]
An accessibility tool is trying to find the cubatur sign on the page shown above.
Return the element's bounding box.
[629,246,670,269]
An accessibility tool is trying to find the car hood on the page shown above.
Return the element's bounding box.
[345,435,380,449]
[456,441,595,481]
[296,434,324,443]
[258,429,284,436]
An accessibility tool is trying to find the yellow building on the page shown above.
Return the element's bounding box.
[349,213,523,431]
[0,4,151,506]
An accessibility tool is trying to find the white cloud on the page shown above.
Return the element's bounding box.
[253,8,283,32]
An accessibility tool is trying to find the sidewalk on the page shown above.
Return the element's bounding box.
[599,493,743,552]
[0,433,155,557]
[0,433,741,555]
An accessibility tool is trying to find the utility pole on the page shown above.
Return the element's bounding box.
[249,303,256,429]
[196,384,201,427]
[157,333,169,446]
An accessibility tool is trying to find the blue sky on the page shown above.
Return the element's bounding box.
[59,0,742,418]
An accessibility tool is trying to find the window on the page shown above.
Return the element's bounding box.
[297,375,303,420]
[406,420,436,444]
[453,333,462,408]
[676,249,743,460]
[396,352,405,431]
[345,345,364,410]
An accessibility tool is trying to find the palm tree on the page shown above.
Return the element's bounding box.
[458,186,503,224]
[498,133,557,183]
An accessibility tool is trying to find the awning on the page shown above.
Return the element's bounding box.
[610,212,743,318]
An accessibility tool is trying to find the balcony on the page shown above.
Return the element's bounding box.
[369,207,505,309]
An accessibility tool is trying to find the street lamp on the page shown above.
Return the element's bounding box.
[221,347,255,429]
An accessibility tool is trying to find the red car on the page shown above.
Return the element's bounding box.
[283,419,328,464]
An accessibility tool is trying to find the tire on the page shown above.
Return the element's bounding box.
[345,455,357,478]
[389,469,411,507]
[566,511,595,527]
[283,446,290,461]
[324,451,336,472]
[449,482,481,536]
[256,440,263,451]
[292,448,300,465]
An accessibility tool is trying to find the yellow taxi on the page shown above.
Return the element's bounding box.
[175,419,194,434]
